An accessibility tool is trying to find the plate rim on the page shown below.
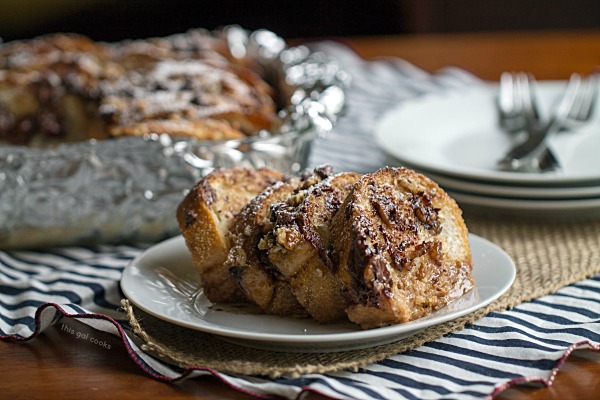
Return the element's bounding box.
[120,234,515,348]
[447,189,600,210]
[424,170,600,200]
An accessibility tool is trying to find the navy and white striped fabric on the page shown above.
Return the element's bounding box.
[1,42,599,400]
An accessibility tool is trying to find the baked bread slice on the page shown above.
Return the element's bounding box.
[330,167,474,329]
[226,166,332,317]
[265,171,361,322]
[176,167,284,303]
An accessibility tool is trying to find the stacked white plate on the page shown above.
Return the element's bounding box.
[375,80,600,220]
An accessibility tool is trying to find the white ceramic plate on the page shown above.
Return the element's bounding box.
[120,234,515,353]
[425,170,600,200]
[375,81,600,186]
[448,190,600,220]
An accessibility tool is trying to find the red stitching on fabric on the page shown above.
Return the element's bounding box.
[0,302,281,399]
[488,340,600,399]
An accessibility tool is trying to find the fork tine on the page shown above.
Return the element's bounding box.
[568,76,588,120]
[584,75,598,116]
[516,72,540,122]
[498,71,523,131]
[556,73,582,118]
[498,71,513,114]
[512,72,524,116]
[574,75,597,120]
[517,72,530,112]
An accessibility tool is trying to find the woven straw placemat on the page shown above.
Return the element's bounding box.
[121,214,600,378]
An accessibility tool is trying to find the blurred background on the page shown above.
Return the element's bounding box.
[1,0,600,42]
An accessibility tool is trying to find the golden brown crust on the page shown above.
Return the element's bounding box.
[330,167,474,329]
[266,172,361,322]
[176,167,284,303]
[105,117,245,140]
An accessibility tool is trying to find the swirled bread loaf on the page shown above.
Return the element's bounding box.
[0,30,278,146]
[176,167,284,303]
[330,167,474,329]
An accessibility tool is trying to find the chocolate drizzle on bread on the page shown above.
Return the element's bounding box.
[225,166,332,317]
[266,171,361,322]
[331,167,473,328]
[177,166,474,329]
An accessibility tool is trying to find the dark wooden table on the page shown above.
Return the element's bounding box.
[2,30,600,400]
[345,29,600,81]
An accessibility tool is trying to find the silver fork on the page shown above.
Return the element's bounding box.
[497,71,560,171]
[498,73,598,173]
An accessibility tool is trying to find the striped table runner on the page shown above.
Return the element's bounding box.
[2,41,599,400]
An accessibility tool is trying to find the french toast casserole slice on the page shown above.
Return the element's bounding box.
[176,167,284,303]
[177,165,474,329]
[265,171,361,322]
[330,167,474,329]
[226,166,333,317]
